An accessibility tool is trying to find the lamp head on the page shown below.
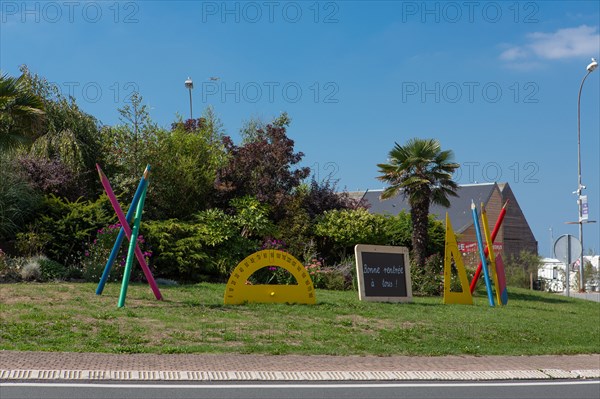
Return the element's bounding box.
[185,77,194,89]
[587,58,598,72]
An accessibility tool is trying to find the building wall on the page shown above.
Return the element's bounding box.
[500,184,538,258]
[456,185,505,267]
[455,184,538,266]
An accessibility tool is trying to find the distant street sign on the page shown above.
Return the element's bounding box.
[554,234,582,263]
[553,234,582,296]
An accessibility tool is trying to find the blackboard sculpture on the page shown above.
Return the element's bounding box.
[354,245,412,303]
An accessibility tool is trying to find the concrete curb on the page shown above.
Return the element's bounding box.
[1,369,598,381]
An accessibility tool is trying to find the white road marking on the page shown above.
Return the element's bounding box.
[2,381,598,389]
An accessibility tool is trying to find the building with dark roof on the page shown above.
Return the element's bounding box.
[349,182,537,261]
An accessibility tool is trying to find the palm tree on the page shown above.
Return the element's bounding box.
[377,138,459,269]
[0,71,45,151]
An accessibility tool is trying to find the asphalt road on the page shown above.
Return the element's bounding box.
[2,380,599,399]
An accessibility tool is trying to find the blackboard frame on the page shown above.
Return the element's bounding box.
[354,244,412,303]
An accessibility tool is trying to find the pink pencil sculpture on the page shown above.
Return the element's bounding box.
[96,164,162,302]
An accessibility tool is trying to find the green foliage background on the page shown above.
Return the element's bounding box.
[1,67,537,294]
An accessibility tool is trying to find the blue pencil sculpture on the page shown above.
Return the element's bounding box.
[471,200,495,307]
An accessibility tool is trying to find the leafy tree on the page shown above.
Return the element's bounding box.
[17,155,84,201]
[385,212,445,256]
[303,177,362,219]
[274,179,361,261]
[377,138,459,269]
[0,70,45,151]
[0,154,41,240]
[215,114,310,219]
[100,103,227,219]
[117,92,152,169]
[276,185,314,261]
[18,66,102,196]
[239,111,290,144]
[171,106,224,139]
[99,92,159,194]
[147,121,226,219]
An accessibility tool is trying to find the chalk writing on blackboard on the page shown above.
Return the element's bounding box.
[355,245,412,303]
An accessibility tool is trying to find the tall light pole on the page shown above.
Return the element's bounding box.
[575,58,597,292]
[185,77,194,120]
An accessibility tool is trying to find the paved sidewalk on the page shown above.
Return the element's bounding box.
[562,292,600,302]
[1,351,599,381]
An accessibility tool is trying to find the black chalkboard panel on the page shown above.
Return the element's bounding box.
[355,245,412,302]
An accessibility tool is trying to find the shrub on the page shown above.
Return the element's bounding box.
[385,212,445,258]
[410,252,475,296]
[230,196,275,239]
[144,209,257,282]
[0,248,22,282]
[319,261,356,291]
[20,256,44,281]
[147,125,227,219]
[81,223,151,283]
[248,266,296,285]
[39,258,67,281]
[410,253,444,296]
[275,188,314,261]
[15,231,51,257]
[504,251,541,289]
[29,194,115,264]
[314,209,388,261]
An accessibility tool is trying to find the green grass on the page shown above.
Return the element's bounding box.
[0,282,598,356]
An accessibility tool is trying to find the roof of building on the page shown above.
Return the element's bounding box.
[349,183,499,233]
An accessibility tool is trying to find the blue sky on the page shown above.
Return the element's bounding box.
[2,1,599,258]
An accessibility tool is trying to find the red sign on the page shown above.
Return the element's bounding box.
[458,242,503,254]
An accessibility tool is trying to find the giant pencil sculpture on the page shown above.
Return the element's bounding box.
[481,203,502,306]
[119,180,148,308]
[96,165,162,301]
[469,200,508,294]
[96,165,149,295]
[471,200,495,307]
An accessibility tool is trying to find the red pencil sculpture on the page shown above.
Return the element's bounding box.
[469,200,509,294]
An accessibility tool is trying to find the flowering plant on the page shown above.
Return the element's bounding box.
[247,238,294,285]
[305,258,325,287]
[81,223,152,283]
[260,237,287,251]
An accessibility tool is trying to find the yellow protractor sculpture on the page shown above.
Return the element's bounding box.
[224,250,316,305]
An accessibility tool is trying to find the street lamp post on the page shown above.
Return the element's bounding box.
[576,58,597,292]
[185,77,194,120]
